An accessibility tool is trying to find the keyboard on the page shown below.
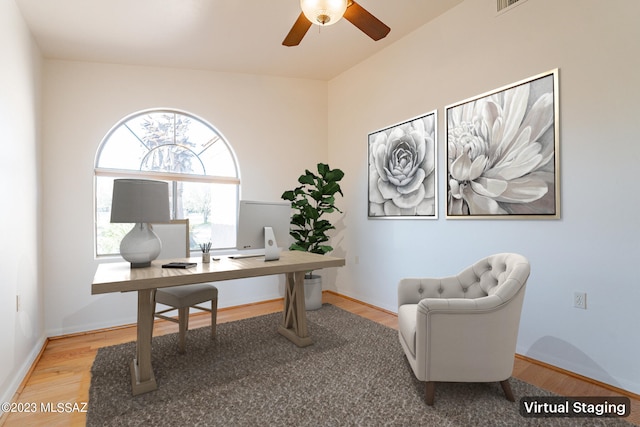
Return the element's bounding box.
[229,253,264,259]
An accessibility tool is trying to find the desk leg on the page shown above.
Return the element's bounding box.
[130,288,157,395]
[278,271,313,347]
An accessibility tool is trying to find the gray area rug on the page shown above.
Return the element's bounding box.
[88,304,629,426]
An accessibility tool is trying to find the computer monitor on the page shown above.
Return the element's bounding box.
[236,200,291,260]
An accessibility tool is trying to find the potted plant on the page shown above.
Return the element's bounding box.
[281,163,344,310]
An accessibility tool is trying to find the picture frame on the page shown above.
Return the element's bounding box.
[368,110,437,219]
[445,69,560,219]
[152,219,190,257]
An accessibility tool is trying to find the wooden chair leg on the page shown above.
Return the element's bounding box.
[211,298,218,338]
[500,379,515,402]
[425,381,435,405]
[178,307,189,354]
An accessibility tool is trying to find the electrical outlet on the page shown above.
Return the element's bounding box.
[573,292,587,309]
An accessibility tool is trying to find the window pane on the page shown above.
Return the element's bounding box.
[96,126,148,169]
[95,176,132,255]
[186,119,221,155]
[127,112,175,149]
[141,145,204,175]
[199,140,238,177]
[180,182,237,250]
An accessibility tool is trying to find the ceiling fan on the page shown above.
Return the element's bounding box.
[283,0,390,47]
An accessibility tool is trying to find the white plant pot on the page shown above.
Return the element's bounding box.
[304,274,323,310]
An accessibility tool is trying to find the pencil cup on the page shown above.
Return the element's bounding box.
[202,252,211,263]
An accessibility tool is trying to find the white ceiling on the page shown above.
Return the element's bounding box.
[15,0,464,81]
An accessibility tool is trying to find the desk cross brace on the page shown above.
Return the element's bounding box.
[278,271,312,347]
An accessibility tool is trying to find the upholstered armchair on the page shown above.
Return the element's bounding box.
[397,253,530,405]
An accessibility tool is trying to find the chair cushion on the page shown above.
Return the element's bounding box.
[398,304,418,357]
[155,284,218,308]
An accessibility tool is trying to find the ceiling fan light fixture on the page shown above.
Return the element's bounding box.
[300,0,349,26]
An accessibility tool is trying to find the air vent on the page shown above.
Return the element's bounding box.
[497,0,528,14]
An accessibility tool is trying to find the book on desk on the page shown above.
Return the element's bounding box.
[161,262,197,269]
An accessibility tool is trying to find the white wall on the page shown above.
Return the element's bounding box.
[41,61,328,335]
[0,0,44,405]
[7,0,639,404]
[328,0,640,394]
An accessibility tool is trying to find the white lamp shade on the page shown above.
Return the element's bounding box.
[300,0,348,26]
[111,179,170,224]
[110,179,170,267]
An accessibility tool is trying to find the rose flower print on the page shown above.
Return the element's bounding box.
[369,114,436,216]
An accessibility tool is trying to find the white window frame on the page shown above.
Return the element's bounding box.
[94,109,241,257]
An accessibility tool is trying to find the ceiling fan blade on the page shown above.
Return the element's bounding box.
[283,13,312,46]
[343,1,390,41]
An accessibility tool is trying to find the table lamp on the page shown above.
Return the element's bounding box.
[110,179,170,268]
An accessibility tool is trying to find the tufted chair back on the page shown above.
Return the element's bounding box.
[399,253,529,302]
[397,253,530,405]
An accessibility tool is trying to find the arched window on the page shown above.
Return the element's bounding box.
[94,109,240,256]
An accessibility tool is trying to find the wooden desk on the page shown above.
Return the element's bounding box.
[92,250,345,395]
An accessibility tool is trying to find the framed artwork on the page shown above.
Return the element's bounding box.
[368,111,437,219]
[445,69,560,219]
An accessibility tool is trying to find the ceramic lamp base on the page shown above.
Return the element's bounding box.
[120,223,162,268]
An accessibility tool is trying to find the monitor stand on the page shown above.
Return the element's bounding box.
[264,227,281,261]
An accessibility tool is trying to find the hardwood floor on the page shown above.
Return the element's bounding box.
[1,292,638,426]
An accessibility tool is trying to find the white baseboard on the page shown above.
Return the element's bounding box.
[0,335,47,411]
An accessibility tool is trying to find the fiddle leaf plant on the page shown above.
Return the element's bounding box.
[281,163,344,258]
